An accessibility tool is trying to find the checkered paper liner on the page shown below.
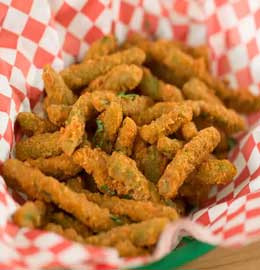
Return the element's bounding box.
[1,0,260,269]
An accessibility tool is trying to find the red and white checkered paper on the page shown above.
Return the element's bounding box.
[1,0,260,269]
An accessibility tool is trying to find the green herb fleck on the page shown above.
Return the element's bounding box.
[121,194,132,200]
[228,137,237,151]
[110,215,124,225]
[100,184,116,196]
[117,92,138,100]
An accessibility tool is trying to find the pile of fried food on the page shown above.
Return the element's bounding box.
[2,33,259,257]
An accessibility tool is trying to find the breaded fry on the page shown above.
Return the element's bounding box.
[181,121,198,141]
[107,151,160,202]
[198,100,245,134]
[86,218,169,247]
[3,159,119,231]
[69,189,179,222]
[46,104,72,126]
[139,145,168,184]
[115,117,137,156]
[114,239,148,257]
[16,112,58,136]
[187,158,236,185]
[90,90,117,112]
[139,67,183,102]
[149,41,206,87]
[43,65,77,105]
[157,137,184,159]
[61,47,145,90]
[66,176,86,192]
[158,127,220,199]
[83,35,117,61]
[50,211,91,238]
[86,64,143,93]
[182,78,222,105]
[44,223,85,243]
[139,103,193,144]
[73,146,116,195]
[27,154,82,180]
[93,102,123,153]
[13,200,47,229]
[15,131,62,160]
[120,94,154,118]
[60,93,95,155]
[135,102,176,125]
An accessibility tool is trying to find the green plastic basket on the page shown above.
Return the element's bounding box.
[131,237,215,270]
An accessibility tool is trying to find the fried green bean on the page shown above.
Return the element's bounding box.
[181,121,198,141]
[107,151,160,202]
[114,239,148,257]
[15,131,62,160]
[16,112,58,136]
[182,78,222,105]
[93,102,123,153]
[139,67,183,102]
[115,117,137,156]
[46,104,72,126]
[157,137,184,159]
[139,103,193,144]
[198,100,245,134]
[158,127,220,199]
[43,65,77,105]
[73,146,116,195]
[61,47,145,90]
[44,223,85,243]
[27,154,82,180]
[60,93,95,155]
[3,159,119,231]
[83,34,117,61]
[138,145,168,184]
[86,218,169,247]
[13,200,47,229]
[50,212,91,238]
[69,189,179,222]
[187,158,236,185]
[86,64,143,93]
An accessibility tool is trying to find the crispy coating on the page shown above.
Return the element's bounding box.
[107,151,160,202]
[139,67,183,102]
[86,218,169,247]
[187,158,236,185]
[94,102,123,153]
[46,104,72,126]
[138,145,169,184]
[15,131,62,160]
[115,117,137,156]
[181,122,198,141]
[16,112,58,136]
[114,239,148,257]
[27,154,82,180]
[71,189,179,222]
[90,90,117,112]
[3,159,118,231]
[83,35,117,61]
[132,133,148,169]
[61,47,145,90]
[13,200,47,229]
[44,223,85,243]
[86,64,143,93]
[50,211,91,238]
[149,41,206,87]
[182,78,222,105]
[139,103,193,144]
[157,137,184,159]
[66,176,86,192]
[158,127,221,199]
[60,93,95,155]
[43,65,77,105]
[198,100,245,134]
[135,102,176,125]
[73,146,116,195]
